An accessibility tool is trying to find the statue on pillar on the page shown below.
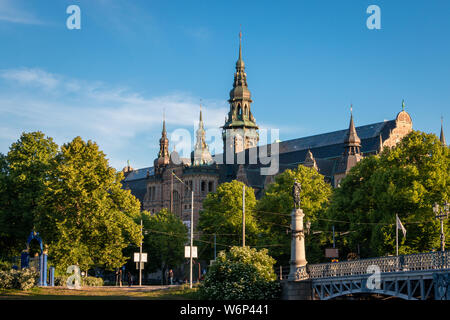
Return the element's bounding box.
[288,179,308,281]
[292,179,302,209]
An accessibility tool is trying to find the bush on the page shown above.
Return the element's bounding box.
[0,268,38,290]
[0,260,13,271]
[55,275,103,287]
[0,270,14,289]
[198,246,281,300]
[82,276,103,287]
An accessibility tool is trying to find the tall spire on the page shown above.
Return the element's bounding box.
[441,116,446,146]
[193,104,213,166]
[162,109,167,135]
[222,29,259,156]
[335,106,362,176]
[237,26,244,68]
[155,113,170,170]
[345,105,361,154]
[378,134,384,154]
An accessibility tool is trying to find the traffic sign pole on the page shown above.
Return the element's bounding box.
[139,219,143,286]
[190,190,193,289]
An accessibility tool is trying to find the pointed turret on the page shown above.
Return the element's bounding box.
[440,117,446,146]
[154,115,170,172]
[378,134,384,154]
[335,106,363,179]
[344,106,361,156]
[192,105,213,166]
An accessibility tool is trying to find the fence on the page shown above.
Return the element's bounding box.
[287,251,449,281]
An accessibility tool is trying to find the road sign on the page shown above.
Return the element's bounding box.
[185,246,197,258]
[325,248,339,258]
[135,262,145,270]
[134,253,147,263]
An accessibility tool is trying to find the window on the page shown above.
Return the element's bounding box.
[208,181,214,192]
[201,181,206,193]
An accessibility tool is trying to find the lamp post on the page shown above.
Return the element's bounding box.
[171,171,194,289]
[433,202,449,252]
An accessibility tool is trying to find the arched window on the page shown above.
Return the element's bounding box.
[237,105,242,119]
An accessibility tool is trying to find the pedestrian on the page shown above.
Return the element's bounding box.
[169,269,174,285]
[127,271,133,287]
[115,269,119,286]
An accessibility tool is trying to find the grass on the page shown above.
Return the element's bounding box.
[0,284,200,300]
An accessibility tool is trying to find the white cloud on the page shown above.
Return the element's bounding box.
[0,68,228,169]
[1,68,60,90]
[0,0,43,25]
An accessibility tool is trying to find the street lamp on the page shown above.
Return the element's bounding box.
[172,171,194,289]
[433,202,449,252]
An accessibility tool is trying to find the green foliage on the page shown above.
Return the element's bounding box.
[327,131,449,258]
[256,165,332,264]
[0,132,58,256]
[33,136,142,271]
[142,209,188,280]
[82,276,104,287]
[54,275,104,287]
[0,260,13,271]
[198,246,281,300]
[199,180,261,260]
[0,268,39,290]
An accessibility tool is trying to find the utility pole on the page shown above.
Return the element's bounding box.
[396,214,399,256]
[242,184,245,247]
[214,233,216,260]
[139,219,143,286]
[190,189,194,289]
[171,169,173,213]
[170,170,194,289]
[332,225,335,249]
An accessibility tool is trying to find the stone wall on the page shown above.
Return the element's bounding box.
[281,280,314,300]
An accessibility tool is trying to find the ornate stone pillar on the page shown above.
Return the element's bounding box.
[288,207,308,281]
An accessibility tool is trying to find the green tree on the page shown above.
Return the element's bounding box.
[35,136,141,272]
[198,180,261,260]
[198,246,281,300]
[256,165,332,264]
[327,131,449,258]
[141,209,188,284]
[0,132,58,257]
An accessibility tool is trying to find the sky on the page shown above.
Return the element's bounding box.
[0,0,449,170]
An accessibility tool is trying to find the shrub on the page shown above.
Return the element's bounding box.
[0,270,15,289]
[0,268,38,290]
[198,246,281,300]
[0,260,13,271]
[82,276,103,287]
[16,269,38,290]
[55,275,103,287]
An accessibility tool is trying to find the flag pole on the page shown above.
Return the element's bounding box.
[396,214,399,257]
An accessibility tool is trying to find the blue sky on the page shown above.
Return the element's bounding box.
[0,0,449,170]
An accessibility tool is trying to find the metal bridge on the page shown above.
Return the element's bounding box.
[288,251,450,300]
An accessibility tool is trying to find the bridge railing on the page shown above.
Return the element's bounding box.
[293,251,449,280]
